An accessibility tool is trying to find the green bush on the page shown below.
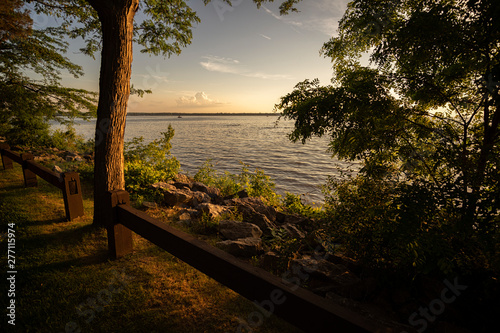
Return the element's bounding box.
[194,160,280,205]
[323,174,499,277]
[282,192,323,219]
[124,126,180,202]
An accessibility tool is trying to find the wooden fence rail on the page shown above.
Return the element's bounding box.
[0,143,84,221]
[107,189,401,333]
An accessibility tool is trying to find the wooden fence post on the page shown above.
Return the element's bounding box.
[62,172,85,221]
[0,143,13,169]
[107,190,133,259]
[21,153,37,187]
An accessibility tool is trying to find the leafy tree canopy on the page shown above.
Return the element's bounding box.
[275,0,499,275]
[0,2,97,146]
[26,0,301,58]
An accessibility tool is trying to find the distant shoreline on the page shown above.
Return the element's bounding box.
[127,112,279,117]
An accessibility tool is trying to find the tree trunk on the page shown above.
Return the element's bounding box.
[89,0,139,226]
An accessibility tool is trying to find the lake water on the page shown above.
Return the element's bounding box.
[52,115,357,204]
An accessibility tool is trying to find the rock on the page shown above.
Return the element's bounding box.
[74,155,84,162]
[171,181,191,190]
[178,208,199,221]
[232,197,277,221]
[326,253,362,275]
[290,256,360,287]
[151,182,177,191]
[236,189,249,198]
[191,191,212,206]
[192,182,222,201]
[52,165,63,173]
[217,237,262,257]
[142,201,157,209]
[247,213,275,236]
[191,182,210,193]
[276,212,309,226]
[224,197,277,235]
[65,156,75,162]
[281,223,306,239]
[163,187,193,207]
[219,220,262,240]
[198,203,231,219]
[174,173,191,183]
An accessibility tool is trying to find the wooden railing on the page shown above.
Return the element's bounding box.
[0,143,84,221]
[107,189,402,333]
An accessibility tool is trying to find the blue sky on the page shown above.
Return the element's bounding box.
[43,0,350,113]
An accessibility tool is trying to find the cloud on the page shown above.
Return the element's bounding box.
[261,5,303,28]
[200,55,293,80]
[262,1,349,37]
[259,34,272,40]
[176,92,224,108]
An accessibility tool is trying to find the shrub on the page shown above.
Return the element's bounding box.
[124,126,180,202]
[194,160,280,205]
[323,174,499,277]
[282,192,323,219]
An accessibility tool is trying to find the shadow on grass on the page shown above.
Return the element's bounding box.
[18,223,107,257]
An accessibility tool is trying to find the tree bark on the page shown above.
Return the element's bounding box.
[89,0,138,226]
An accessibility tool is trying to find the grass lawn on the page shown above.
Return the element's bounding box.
[0,164,302,333]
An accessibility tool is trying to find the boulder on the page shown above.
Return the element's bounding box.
[191,181,210,193]
[163,187,193,207]
[142,201,157,209]
[171,181,191,190]
[192,182,221,201]
[247,213,275,236]
[52,165,63,173]
[217,237,262,257]
[198,203,231,219]
[174,173,191,183]
[219,220,262,240]
[224,197,277,235]
[227,197,278,222]
[276,212,309,226]
[178,208,199,221]
[191,191,212,206]
[281,223,306,239]
[150,182,177,191]
[236,189,249,198]
[290,256,361,287]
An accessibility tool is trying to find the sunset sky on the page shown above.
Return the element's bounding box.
[47,0,350,113]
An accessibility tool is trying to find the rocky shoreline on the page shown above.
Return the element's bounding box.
[1,142,475,332]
